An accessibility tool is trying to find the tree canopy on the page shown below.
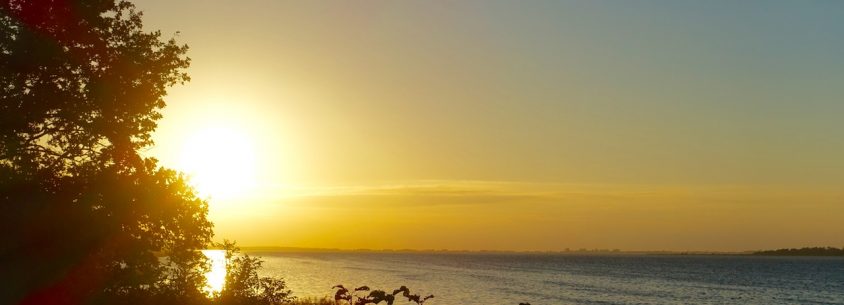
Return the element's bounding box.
[1,0,190,173]
[1,2,301,304]
[1,1,210,304]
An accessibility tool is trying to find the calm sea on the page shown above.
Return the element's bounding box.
[249,252,844,305]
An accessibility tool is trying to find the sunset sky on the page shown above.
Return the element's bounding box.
[135,0,844,251]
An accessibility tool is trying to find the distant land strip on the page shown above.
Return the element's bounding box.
[752,247,844,256]
[237,246,844,256]
[239,246,653,254]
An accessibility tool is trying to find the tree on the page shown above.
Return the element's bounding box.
[0,1,211,304]
[0,0,189,173]
[216,240,296,305]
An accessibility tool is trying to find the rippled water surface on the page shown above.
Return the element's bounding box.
[251,252,844,305]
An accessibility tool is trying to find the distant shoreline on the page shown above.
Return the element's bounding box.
[238,246,844,257]
[751,247,844,257]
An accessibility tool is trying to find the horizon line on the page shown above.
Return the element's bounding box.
[231,245,826,254]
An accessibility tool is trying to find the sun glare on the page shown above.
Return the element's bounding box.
[179,126,258,200]
[201,250,227,295]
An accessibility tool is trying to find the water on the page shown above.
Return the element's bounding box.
[248,252,844,305]
[202,250,227,294]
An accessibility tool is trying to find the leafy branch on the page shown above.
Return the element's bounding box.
[332,284,433,305]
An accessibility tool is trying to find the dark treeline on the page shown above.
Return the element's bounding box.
[753,247,844,256]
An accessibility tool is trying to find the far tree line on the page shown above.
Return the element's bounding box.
[753,247,844,256]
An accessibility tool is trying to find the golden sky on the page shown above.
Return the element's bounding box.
[136,1,844,251]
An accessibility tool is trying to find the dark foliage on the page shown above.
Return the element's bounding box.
[0,0,212,304]
[392,286,433,305]
[1,0,190,173]
[753,247,844,256]
[216,240,295,305]
[332,285,432,305]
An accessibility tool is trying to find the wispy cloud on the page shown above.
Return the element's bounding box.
[250,180,844,208]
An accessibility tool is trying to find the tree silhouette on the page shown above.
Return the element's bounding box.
[1,1,211,304]
[753,247,844,256]
[216,240,296,305]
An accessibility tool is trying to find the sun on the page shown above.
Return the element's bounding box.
[179,126,258,201]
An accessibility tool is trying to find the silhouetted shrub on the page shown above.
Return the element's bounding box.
[289,298,335,305]
[215,240,295,305]
[332,284,433,305]
[392,286,434,305]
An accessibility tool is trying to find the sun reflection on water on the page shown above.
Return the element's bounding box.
[202,250,226,295]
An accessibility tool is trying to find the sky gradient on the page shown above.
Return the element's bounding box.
[136,0,844,251]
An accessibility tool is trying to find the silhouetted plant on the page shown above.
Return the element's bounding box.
[365,290,396,305]
[331,285,354,304]
[332,285,432,305]
[258,278,297,305]
[289,298,335,305]
[216,240,295,305]
[392,286,434,305]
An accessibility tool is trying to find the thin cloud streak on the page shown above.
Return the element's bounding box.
[251,180,844,208]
